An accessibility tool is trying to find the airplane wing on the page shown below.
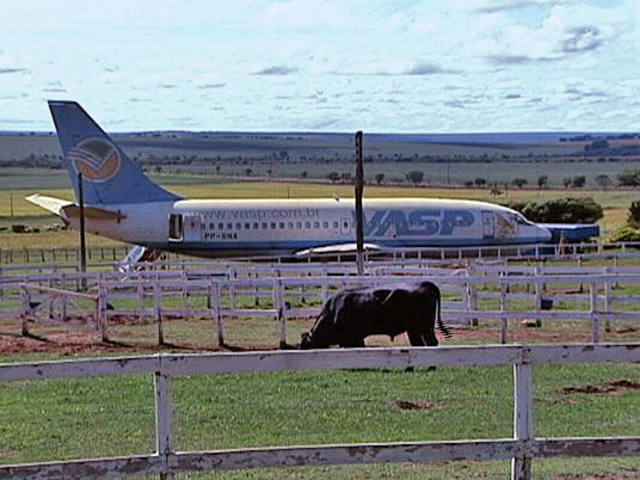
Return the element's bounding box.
[294,242,383,257]
[25,194,126,221]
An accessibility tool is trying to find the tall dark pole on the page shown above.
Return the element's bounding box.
[355,131,364,275]
[78,172,87,289]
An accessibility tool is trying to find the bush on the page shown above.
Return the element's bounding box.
[618,170,640,186]
[610,226,640,243]
[508,198,603,223]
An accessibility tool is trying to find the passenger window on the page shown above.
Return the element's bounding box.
[254,222,259,229]
[218,222,224,229]
[296,222,302,228]
[333,221,339,228]
[343,221,349,228]
[287,222,293,229]
[227,223,233,229]
[209,223,214,230]
[262,222,267,229]
[314,221,320,228]
[236,223,242,229]
[305,221,311,228]
[279,222,285,229]
[245,223,250,229]
[322,221,328,228]
[271,222,276,229]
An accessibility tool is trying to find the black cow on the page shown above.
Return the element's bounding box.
[300,281,451,349]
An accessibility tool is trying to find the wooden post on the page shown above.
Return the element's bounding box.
[275,279,287,349]
[154,368,174,480]
[97,283,108,342]
[138,283,145,323]
[354,130,364,276]
[154,281,164,346]
[590,283,600,343]
[78,172,87,291]
[500,276,508,344]
[209,281,224,347]
[511,357,533,480]
[604,267,611,333]
[534,267,542,327]
[21,285,30,336]
[466,265,478,326]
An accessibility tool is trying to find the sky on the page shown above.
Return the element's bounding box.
[0,0,639,132]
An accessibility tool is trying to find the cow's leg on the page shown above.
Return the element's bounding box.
[407,329,426,346]
[423,330,439,347]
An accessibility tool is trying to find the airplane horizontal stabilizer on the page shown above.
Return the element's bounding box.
[25,194,73,216]
[26,194,126,221]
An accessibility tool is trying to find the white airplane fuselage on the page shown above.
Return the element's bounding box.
[66,197,552,258]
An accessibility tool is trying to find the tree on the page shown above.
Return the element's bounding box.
[629,201,640,223]
[300,170,308,179]
[572,176,586,188]
[618,170,640,186]
[375,173,385,185]
[474,178,486,187]
[537,175,548,189]
[595,174,612,190]
[512,178,528,188]
[563,177,572,188]
[327,171,340,183]
[406,170,424,185]
[244,168,253,176]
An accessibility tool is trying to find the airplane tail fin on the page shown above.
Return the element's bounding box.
[48,100,181,205]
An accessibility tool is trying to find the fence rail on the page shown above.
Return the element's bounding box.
[0,344,638,480]
[3,268,640,347]
[3,240,640,266]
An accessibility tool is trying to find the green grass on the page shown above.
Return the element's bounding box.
[0,362,638,479]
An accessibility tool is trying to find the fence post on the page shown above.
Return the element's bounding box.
[603,267,611,333]
[275,279,287,349]
[511,348,533,480]
[500,275,508,344]
[209,281,224,346]
[590,283,600,343]
[138,283,145,323]
[534,267,542,327]
[97,282,108,342]
[154,363,174,480]
[466,264,478,326]
[21,285,30,336]
[154,281,164,346]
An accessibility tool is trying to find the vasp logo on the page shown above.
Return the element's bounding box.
[68,138,121,182]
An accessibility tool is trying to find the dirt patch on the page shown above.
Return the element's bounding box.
[394,400,445,411]
[563,379,640,396]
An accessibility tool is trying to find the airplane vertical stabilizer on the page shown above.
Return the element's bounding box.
[48,100,181,205]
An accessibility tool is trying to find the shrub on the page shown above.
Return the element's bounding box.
[610,226,640,243]
[618,170,640,186]
[508,198,603,223]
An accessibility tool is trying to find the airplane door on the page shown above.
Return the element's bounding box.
[183,214,203,242]
[482,211,495,239]
[168,214,183,242]
[340,218,351,236]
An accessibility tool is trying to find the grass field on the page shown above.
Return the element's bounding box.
[0,179,637,250]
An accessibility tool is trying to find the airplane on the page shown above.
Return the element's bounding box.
[27,100,587,260]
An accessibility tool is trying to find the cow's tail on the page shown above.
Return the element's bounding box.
[435,286,452,339]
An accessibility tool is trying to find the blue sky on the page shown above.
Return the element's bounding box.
[0,0,638,132]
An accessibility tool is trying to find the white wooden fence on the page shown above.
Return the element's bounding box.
[3,268,640,347]
[0,344,638,480]
[4,239,640,267]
